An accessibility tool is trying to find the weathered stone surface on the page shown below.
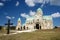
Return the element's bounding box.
[16,8,54,30]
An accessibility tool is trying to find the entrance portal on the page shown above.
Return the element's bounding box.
[36,24,39,29]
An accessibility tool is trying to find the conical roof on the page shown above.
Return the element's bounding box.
[37,8,43,15]
[18,18,21,21]
[37,8,42,12]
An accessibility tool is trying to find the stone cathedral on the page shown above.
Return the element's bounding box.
[16,8,53,30]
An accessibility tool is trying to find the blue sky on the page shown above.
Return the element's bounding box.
[0,0,60,26]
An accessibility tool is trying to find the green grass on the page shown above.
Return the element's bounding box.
[0,28,60,40]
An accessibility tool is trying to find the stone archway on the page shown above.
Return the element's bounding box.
[36,23,39,29]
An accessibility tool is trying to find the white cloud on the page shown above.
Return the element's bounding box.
[16,1,20,6]
[25,0,35,7]
[21,13,29,18]
[6,16,15,19]
[34,0,44,3]
[51,12,60,18]
[6,16,11,19]
[50,0,60,6]
[21,11,60,19]
[20,10,36,18]
[29,10,36,16]
[0,3,4,6]
[25,0,60,7]
[25,0,49,7]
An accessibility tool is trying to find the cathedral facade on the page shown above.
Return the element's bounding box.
[16,8,53,30]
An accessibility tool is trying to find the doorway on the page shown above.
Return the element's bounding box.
[36,24,39,29]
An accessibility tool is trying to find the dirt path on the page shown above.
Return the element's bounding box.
[3,29,37,36]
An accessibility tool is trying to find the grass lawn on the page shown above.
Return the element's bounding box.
[0,28,60,40]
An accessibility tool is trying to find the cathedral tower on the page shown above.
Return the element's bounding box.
[36,8,43,16]
[34,8,43,29]
[16,18,21,30]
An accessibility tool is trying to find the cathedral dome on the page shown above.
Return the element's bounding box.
[37,8,42,12]
[37,8,43,15]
